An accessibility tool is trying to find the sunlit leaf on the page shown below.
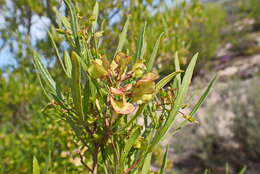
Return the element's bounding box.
[33,157,40,174]
[150,53,198,151]
[238,166,247,174]
[48,31,67,77]
[115,16,130,56]
[147,32,164,71]
[92,2,99,31]
[159,146,169,174]
[141,152,152,174]
[64,51,72,78]
[190,75,217,116]
[172,52,181,89]
[135,22,147,61]
[64,0,81,51]
[156,70,183,93]
[71,51,84,119]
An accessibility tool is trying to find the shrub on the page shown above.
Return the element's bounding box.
[239,0,260,30]
[231,78,260,159]
[0,69,83,173]
[169,77,260,173]
[33,0,215,173]
[188,2,226,70]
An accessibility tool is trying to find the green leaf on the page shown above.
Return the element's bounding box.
[64,0,81,52]
[190,75,217,116]
[124,128,141,154]
[64,51,72,78]
[89,78,97,103]
[100,163,109,174]
[141,152,152,174]
[225,163,229,174]
[61,16,71,30]
[92,2,99,31]
[204,169,209,174]
[122,128,141,162]
[66,117,87,146]
[33,53,56,92]
[159,146,169,174]
[48,31,68,77]
[71,52,84,119]
[147,32,164,71]
[34,67,52,101]
[135,22,147,61]
[115,16,130,56]
[172,52,181,89]
[155,70,183,93]
[33,156,40,174]
[149,53,198,151]
[33,52,63,101]
[173,75,217,135]
[238,166,247,174]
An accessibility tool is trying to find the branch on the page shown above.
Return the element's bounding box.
[120,158,142,174]
[26,7,32,35]
[92,144,99,174]
[77,150,93,172]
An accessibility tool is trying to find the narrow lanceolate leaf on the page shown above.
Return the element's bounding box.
[155,70,183,93]
[61,16,71,30]
[238,166,247,174]
[48,31,67,77]
[141,152,152,174]
[159,146,169,174]
[135,22,147,61]
[172,52,181,89]
[150,53,198,151]
[33,52,56,95]
[115,16,130,56]
[92,2,99,31]
[147,32,164,71]
[204,169,209,174]
[64,51,72,78]
[190,75,217,116]
[71,51,84,119]
[173,75,217,135]
[33,156,40,174]
[64,0,81,52]
[35,68,52,101]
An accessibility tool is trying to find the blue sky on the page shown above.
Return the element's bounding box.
[0,4,51,68]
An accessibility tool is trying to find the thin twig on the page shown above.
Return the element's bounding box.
[120,158,142,174]
[77,151,93,172]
